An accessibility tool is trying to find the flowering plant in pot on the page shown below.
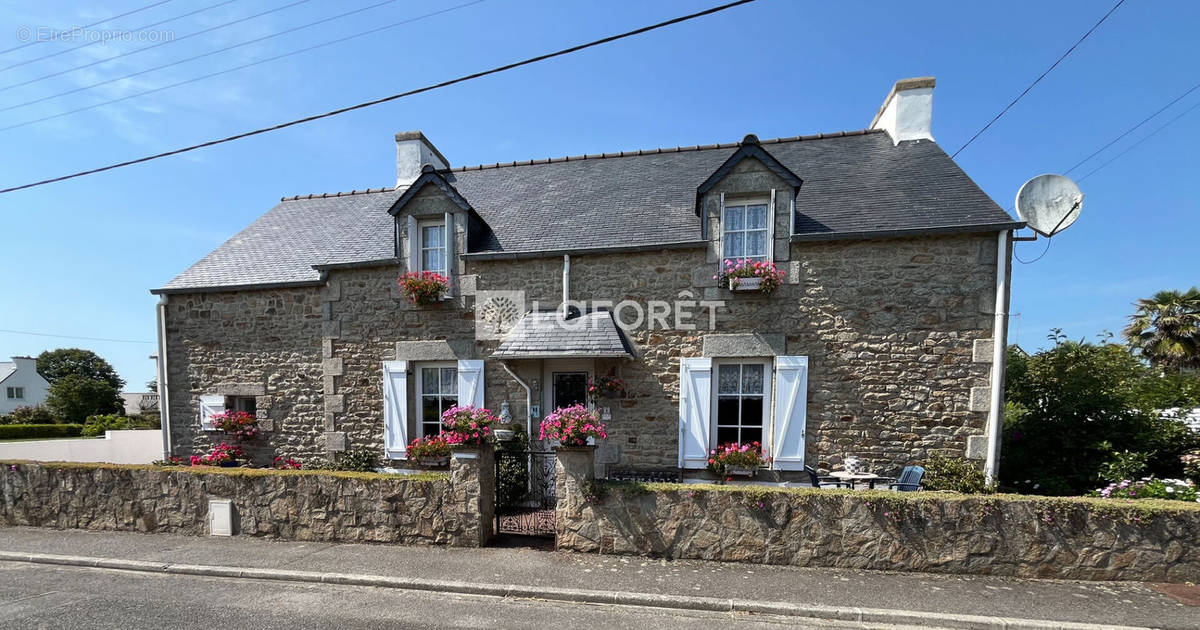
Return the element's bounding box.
[210,410,260,440]
[539,404,606,447]
[407,434,452,467]
[715,258,785,293]
[707,442,770,481]
[398,271,449,306]
[190,442,244,467]
[587,375,627,400]
[440,405,496,446]
[273,456,302,470]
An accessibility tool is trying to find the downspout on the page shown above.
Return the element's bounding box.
[501,361,533,441]
[561,254,570,316]
[155,296,172,460]
[984,230,1011,486]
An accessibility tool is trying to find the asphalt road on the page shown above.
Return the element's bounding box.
[0,561,921,630]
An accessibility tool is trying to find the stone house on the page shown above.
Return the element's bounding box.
[152,77,1020,479]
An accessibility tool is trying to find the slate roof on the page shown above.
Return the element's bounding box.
[0,362,15,385]
[157,129,1017,292]
[492,311,634,359]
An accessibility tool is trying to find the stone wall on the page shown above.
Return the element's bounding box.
[0,453,493,547]
[554,449,1200,582]
[166,229,997,475]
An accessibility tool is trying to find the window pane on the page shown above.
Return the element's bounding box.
[441,368,457,395]
[422,397,441,424]
[716,397,740,425]
[422,368,438,394]
[422,248,445,273]
[422,422,441,437]
[745,204,768,229]
[716,426,740,445]
[742,364,764,394]
[422,225,444,248]
[442,396,457,412]
[745,230,767,258]
[723,232,744,258]
[725,206,744,230]
[718,364,740,394]
[741,426,763,444]
[742,396,764,427]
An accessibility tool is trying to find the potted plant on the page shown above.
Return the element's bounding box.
[273,456,303,470]
[397,271,449,306]
[439,405,496,446]
[716,258,785,294]
[407,434,451,467]
[707,442,770,481]
[587,374,627,400]
[189,442,245,467]
[210,410,260,440]
[539,404,607,447]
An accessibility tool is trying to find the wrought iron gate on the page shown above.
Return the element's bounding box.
[494,450,556,537]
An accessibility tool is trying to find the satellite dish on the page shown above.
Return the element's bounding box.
[1015,174,1083,237]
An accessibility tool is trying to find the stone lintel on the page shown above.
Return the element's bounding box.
[395,339,475,361]
[702,333,786,358]
[214,383,266,397]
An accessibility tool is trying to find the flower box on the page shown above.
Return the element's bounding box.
[727,466,758,477]
[417,455,449,468]
[729,277,763,292]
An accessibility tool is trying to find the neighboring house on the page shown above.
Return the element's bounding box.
[0,356,50,415]
[120,392,161,417]
[153,77,1020,477]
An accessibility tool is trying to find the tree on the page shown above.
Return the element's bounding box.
[1123,288,1200,372]
[1002,331,1200,495]
[36,348,125,391]
[44,375,123,423]
[146,379,157,393]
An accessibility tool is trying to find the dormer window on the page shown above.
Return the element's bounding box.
[722,199,770,262]
[419,220,447,274]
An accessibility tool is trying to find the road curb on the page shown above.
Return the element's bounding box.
[0,550,1148,630]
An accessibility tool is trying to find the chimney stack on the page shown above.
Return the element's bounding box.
[395,131,449,188]
[869,77,935,145]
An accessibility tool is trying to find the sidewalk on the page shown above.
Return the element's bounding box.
[0,527,1194,629]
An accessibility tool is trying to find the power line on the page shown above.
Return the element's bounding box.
[0,328,154,344]
[0,0,173,56]
[1,0,241,73]
[951,0,1125,158]
[0,0,313,94]
[0,0,757,196]
[1077,97,1200,182]
[0,0,485,133]
[1063,80,1200,176]
[0,0,399,113]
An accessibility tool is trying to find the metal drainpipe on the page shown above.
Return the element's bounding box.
[561,254,570,316]
[984,230,1011,485]
[501,361,533,441]
[155,296,172,460]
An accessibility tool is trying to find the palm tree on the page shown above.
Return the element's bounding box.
[1123,288,1200,371]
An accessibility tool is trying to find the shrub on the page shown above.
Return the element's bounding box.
[922,453,993,494]
[45,374,123,423]
[0,424,84,440]
[1183,450,1200,483]
[81,414,127,437]
[539,404,605,446]
[1093,477,1198,502]
[1100,450,1151,484]
[334,448,379,472]
[2,405,57,425]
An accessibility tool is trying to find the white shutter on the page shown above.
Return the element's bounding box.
[457,360,484,408]
[771,356,808,470]
[678,357,713,469]
[406,215,419,272]
[199,394,224,430]
[383,360,409,458]
[443,211,455,282]
[766,189,776,262]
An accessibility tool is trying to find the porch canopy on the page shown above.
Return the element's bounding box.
[491,310,634,359]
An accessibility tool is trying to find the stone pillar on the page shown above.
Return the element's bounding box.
[554,446,596,548]
[448,444,495,547]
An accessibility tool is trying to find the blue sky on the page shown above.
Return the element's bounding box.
[0,0,1197,388]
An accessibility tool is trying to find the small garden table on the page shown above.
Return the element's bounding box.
[827,471,890,489]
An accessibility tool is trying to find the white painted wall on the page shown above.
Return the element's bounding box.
[0,357,50,414]
[0,430,161,464]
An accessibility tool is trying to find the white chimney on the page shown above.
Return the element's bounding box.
[395,131,449,188]
[869,77,935,145]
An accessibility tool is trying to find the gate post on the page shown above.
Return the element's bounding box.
[449,444,495,547]
[554,446,595,547]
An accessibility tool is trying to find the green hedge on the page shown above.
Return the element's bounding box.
[0,424,84,440]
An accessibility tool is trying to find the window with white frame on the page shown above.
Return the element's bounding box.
[417,363,457,437]
[419,221,447,274]
[226,396,256,416]
[722,200,770,261]
[6,386,23,399]
[714,361,768,445]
